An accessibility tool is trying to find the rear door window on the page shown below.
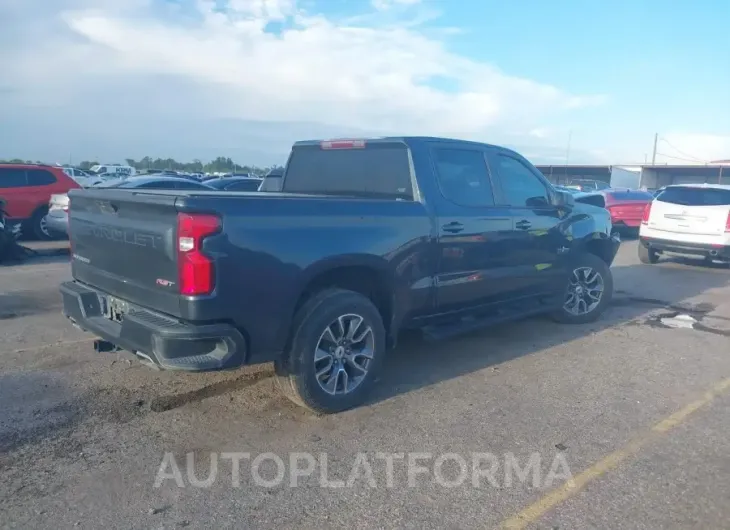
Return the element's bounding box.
[0,168,28,188]
[283,143,413,199]
[432,148,495,207]
[26,169,57,186]
[657,187,730,206]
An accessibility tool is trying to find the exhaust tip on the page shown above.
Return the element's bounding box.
[135,351,161,371]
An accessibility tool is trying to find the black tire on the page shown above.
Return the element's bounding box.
[551,252,613,324]
[274,288,386,414]
[638,244,659,264]
[30,207,53,241]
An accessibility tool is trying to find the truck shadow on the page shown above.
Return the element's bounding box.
[368,260,730,406]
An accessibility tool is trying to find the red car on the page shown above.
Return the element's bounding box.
[602,189,654,235]
[0,164,80,239]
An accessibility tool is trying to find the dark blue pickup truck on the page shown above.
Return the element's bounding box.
[61,137,620,413]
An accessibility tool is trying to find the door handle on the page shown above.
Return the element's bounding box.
[442,221,464,234]
[515,219,531,230]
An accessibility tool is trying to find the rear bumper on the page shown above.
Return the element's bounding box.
[45,211,68,235]
[60,281,247,371]
[639,236,730,259]
[612,219,641,229]
[608,232,621,263]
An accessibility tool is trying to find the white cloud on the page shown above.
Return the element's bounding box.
[372,0,422,11]
[0,0,606,163]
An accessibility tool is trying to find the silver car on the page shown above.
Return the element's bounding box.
[45,193,70,236]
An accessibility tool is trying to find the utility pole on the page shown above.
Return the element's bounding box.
[651,133,658,165]
[564,130,572,183]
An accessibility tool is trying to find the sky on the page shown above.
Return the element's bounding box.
[0,0,728,166]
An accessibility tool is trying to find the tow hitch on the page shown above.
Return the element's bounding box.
[94,340,120,353]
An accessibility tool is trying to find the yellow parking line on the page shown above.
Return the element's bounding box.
[500,376,730,530]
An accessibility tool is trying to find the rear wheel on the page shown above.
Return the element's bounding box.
[638,244,659,264]
[30,207,54,240]
[551,253,613,324]
[274,288,386,414]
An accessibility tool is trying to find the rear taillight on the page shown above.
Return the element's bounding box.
[641,202,652,224]
[725,212,730,233]
[177,213,221,296]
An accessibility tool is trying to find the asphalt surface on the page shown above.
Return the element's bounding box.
[1,240,729,529]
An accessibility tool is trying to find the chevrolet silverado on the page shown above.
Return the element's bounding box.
[61,137,620,413]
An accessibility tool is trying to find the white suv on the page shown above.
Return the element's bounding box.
[638,184,730,264]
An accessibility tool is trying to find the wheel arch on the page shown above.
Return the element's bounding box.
[289,254,397,347]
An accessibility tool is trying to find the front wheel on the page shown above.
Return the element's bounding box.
[274,288,386,414]
[638,244,659,264]
[551,253,613,324]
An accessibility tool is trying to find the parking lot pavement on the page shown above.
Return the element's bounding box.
[1,240,730,529]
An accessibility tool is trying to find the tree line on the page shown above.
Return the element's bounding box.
[1,156,283,175]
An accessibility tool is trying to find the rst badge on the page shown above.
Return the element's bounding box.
[156,278,175,288]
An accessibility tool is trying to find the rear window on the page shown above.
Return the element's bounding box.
[27,169,57,186]
[0,168,28,188]
[283,143,413,199]
[656,187,730,206]
[606,191,652,201]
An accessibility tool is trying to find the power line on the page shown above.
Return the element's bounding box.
[658,137,707,163]
[654,152,709,164]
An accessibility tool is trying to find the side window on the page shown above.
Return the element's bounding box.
[432,148,494,207]
[26,169,57,186]
[228,180,262,192]
[175,181,206,190]
[496,155,550,208]
[0,168,28,188]
[140,181,177,189]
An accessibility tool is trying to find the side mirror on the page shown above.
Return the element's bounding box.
[552,190,575,209]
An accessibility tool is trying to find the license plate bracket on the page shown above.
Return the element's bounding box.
[100,295,128,323]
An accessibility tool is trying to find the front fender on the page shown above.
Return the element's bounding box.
[564,205,620,266]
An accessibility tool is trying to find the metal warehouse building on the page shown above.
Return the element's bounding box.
[535,165,643,188]
[636,164,729,190]
[536,164,729,190]
[535,165,612,186]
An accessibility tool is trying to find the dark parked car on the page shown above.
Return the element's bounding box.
[204,177,264,191]
[566,179,611,192]
[93,176,213,190]
[61,137,619,413]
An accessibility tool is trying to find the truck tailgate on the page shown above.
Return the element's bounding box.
[68,189,183,317]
